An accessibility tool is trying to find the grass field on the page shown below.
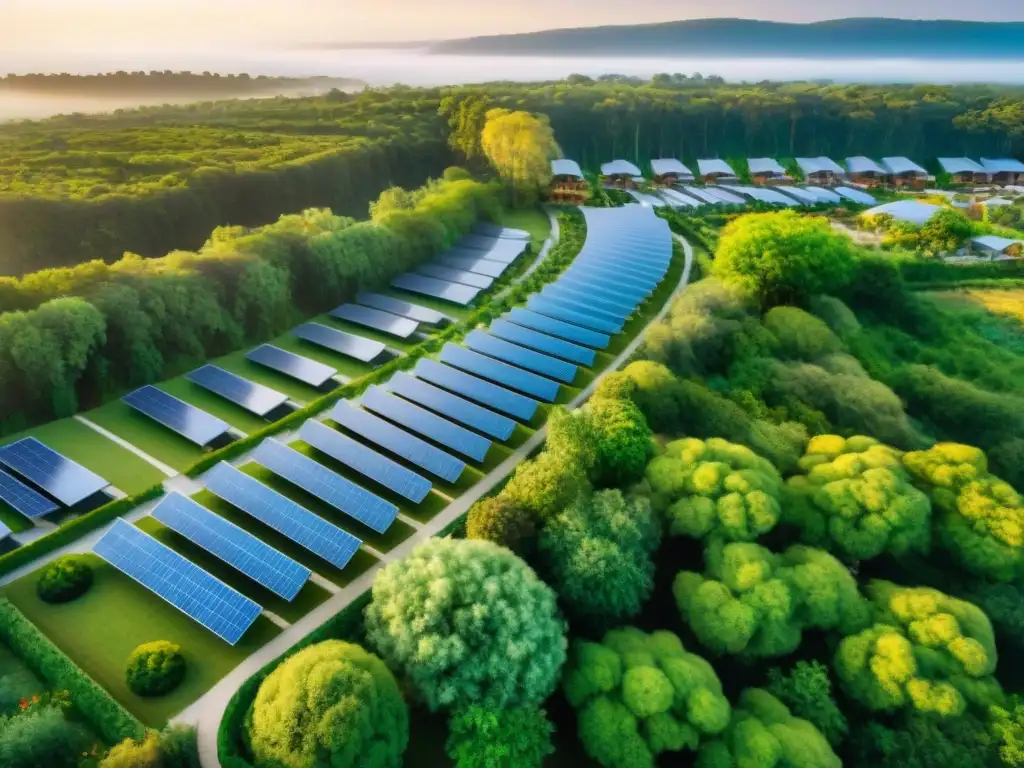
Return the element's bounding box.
[85,400,206,472]
[941,288,1024,322]
[4,555,280,727]
[500,207,552,247]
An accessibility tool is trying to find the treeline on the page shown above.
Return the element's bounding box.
[0,172,499,435]
[0,72,362,96]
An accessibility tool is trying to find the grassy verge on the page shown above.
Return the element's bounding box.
[85,401,205,472]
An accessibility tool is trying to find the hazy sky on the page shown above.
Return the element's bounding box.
[4,0,1024,51]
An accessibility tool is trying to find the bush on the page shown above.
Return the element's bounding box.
[125,641,186,697]
[446,706,554,768]
[101,732,162,768]
[36,556,93,603]
[764,661,848,747]
[466,496,535,553]
[0,705,92,768]
[585,396,654,487]
[763,306,844,361]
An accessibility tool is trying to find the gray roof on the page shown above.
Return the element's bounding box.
[846,156,886,174]
[601,159,642,177]
[650,158,692,177]
[882,157,927,176]
[938,157,985,174]
[697,158,736,177]
[973,235,1024,253]
[551,159,584,179]
[748,158,787,175]
[981,158,1024,174]
[863,200,940,225]
[796,157,845,175]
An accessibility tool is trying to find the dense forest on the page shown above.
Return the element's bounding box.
[0,72,363,97]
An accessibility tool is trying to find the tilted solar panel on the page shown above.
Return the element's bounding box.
[559,273,649,306]
[355,292,449,325]
[186,365,289,417]
[123,386,231,446]
[329,304,419,340]
[473,222,530,240]
[488,319,595,366]
[0,438,108,506]
[251,439,399,533]
[578,253,668,278]
[94,520,262,645]
[246,345,337,388]
[152,492,311,601]
[413,360,539,422]
[204,462,361,570]
[299,420,431,504]
[542,283,637,319]
[438,256,508,278]
[439,344,561,402]
[416,264,494,290]
[565,264,655,296]
[443,244,522,266]
[0,467,58,518]
[293,323,387,363]
[461,234,528,256]
[360,386,491,462]
[391,274,479,306]
[0,520,10,541]
[527,296,624,335]
[506,308,610,349]
[385,372,516,441]
[466,330,578,384]
[457,233,502,251]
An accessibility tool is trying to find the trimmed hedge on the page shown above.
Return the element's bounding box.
[36,556,93,603]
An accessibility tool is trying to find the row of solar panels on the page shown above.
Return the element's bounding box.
[0,437,109,525]
[665,184,877,210]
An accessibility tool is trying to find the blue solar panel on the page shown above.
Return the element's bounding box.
[456,236,527,262]
[445,243,524,265]
[391,274,479,306]
[0,520,10,541]
[94,520,262,645]
[577,255,666,281]
[246,345,337,388]
[559,274,649,306]
[473,223,530,240]
[566,264,655,294]
[204,462,361,571]
[506,308,610,350]
[466,330,578,384]
[329,304,419,339]
[187,365,289,417]
[152,493,311,601]
[356,292,449,325]
[0,467,58,518]
[0,438,107,507]
[416,264,494,290]
[526,296,623,335]
[123,386,231,446]
[360,386,491,462]
[438,256,508,278]
[252,439,399,533]
[542,284,636,319]
[293,323,386,363]
[386,372,516,441]
[331,401,465,483]
[439,344,561,402]
[300,420,431,503]
[488,319,596,366]
[414,359,539,422]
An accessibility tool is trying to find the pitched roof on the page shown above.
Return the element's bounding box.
[981,158,1024,174]
[972,235,1024,253]
[650,158,692,176]
[846,156,886,174]
[551,159,584,179]
[863,200,941,225]
[601,159,642,177]
[882,157,927,175]
[938,157,985,174]
[795,156,845,175]
[697,158,736,177]
[748,157,787,175]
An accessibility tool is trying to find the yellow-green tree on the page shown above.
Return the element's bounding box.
[480,109,558,205]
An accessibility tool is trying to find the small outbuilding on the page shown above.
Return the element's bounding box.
[650,158,694,185]
[601,159,643,188]
[862,200,942,226]
[845,156,887,186]
[747,158,791,185]
[549,159,587,201]
[981,158,1024,186]
[970,235,1024,259]
[938,157,987,185]
[882,157,929,189]
[795,157,845,185]
[697,158,738,184]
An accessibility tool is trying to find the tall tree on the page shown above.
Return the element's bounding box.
[480,109,559,205]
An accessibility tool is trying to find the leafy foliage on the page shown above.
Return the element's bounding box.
[481,109,558,204]
[466,496,535,554]
[35,556,92,603]
[445,705,554,768]
[764,661,848,747]
[585,396,654,488]
[0,705,92,768]
[125,641,186,697]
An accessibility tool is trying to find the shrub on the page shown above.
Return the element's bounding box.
[101,732,162,768]
[762,306,844,361]
[35,556,93,603]
[585,396,654,487]
[445,706,554,768]
[764,661,848,747]
[125,641,186,697]
[0,705,92,768]
[465,496,535,554]
[502,450,590,523]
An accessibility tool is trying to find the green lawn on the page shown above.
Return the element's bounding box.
[85,400,206,472]
[499,206,552,247]
[4,555,280,727]
[0,503,31,534]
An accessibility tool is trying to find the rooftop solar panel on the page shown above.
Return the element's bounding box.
[329,304,419,340]
[438,256,508,279]
[542,284,636,319]
[299,420,432,503]
[439,344,561,402]
[413,360,539,422]
[331,401,465,483]
[386,372,516,441]
[356,292,449,326]
[186,365,289,417]
[204,462,361,570]
[246,345,337,388]
[293,323,386,363]
[466,330,578,384]
[0,467,59,518]
[123,386,232,447]
[527,296,624,335]
[488,319,596,366]
[360,386,491,462]
[94,520,262,645]
[391,274,479,306]
[152,493,311,601]
[416,264,494,290]
[506,308,611,349]
[0,438,108,507]
[252,439,399,533]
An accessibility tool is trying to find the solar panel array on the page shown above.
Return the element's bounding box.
[414,359,539,421]
[835,186,878,205]
[355,292,449,325]
[438,255,508,278]
[152,492,311,601]
[293,323,386,363]
[386,372,516,441]
[440,344,561,402]
[246,345,337,388]
[329,304,419,339]
[507,308,610,349]
[0,438,108,507]
[473,222,530,240]
[488,319,595,366]
[391,274,479,306]
[456,236,527,263]
[466,330,578,384]
[542,283,634,319]
[527,296,623,335]
[123,385,231,446]
[204,462,361,570]
[94,520,262,645]
[0,467,58,518]
[416,264,494,289]
[187,365,289,417]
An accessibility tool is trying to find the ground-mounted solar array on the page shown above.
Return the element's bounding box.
[0,437,108,508]
[293,323,387,363]
[0,467,59,519]
[123,385,232,446]
[187,365,289,417]
[355,292,449,325]
[246,345,337,388]
[416,263,494,289]
[385,372,516,441]
[329,304,419,340]
[391,274,480,306]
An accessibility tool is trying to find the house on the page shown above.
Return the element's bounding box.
[600,159,643,188]
[882,157,929,189]
[697,158,738,184]
[862,200,941,226]
[747,158,791,185]
[937,157,987,185]
[649,158,694,186]
[845,156,887,186]
[970,235,1024,260]
[549,159,587,201]
[980,158,1024,186]
[795,157,845,185]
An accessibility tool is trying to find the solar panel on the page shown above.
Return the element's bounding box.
[0,467,58,518]
[293,323,386,363]
[0,438,107,506]
[473,222,530,240]
[560,273,649,305]
[386,372,516,441]
[488,319,596,366]
[0,520,10,541]
[299,420,431,503]
[565,265,655,296]
[458,233,502,250]
[527,296,624,335]
[94,520,262,645]
[360,386,491,462]
[246,345,337,388]
[356,292,449,326]
[443,244,522,266]
[416,264,494,290]
[414,360,539,421]
[542,284,636,318]
[466,330,578,384]
[576,255,666,281]
[186,365,289,417]
[204,462,362,570]
[454,237,528,262]
[252,439,399,533]
[391,274,479,306]
[123,386,231,446]
[506,308,610,349]
[329,304,419,339]
[438,256,508,278]
[152,492,311,601]
[440,344,561,402]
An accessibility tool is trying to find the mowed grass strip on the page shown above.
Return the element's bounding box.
[4,554,280,727]
[85,400,205,472]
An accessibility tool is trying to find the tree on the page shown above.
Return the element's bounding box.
[502,450,590,523]
[991,696,1024,767]
[466,496,535,554]
[563,627,731,768]
[480,109,559,205]
[0,705,91,768]
[762,306,844,361]
[849,711,999,768]
[365,538,566,712]
[445,706,554,768]
[36,556,92,603]
[712,211,858,306]
[764,661,848,747]
[586,396,654,487]
[249,640,408,768]
[125,641,186,697]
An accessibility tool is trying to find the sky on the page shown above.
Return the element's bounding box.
[3,0,1024,52]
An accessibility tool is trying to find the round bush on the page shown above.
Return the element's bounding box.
[125,641,186,697]
[36,556,93,603]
